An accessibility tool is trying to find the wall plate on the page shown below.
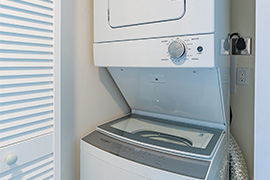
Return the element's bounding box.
[232,37,252,55]
[237,68,249,85]
[220,39,230,55]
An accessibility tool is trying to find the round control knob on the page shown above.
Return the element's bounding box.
[168,41,186,59]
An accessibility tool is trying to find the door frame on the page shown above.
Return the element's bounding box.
[54,0,61,179]
[254,0,270,179]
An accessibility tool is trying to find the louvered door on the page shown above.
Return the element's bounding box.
[0,0,60,179]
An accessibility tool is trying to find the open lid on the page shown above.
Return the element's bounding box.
[107,67,227,127]
[109,0,186,28]
[97,114,224,158]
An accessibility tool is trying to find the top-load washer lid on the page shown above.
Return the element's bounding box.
[97,114,224,158]
[108,0,186,28]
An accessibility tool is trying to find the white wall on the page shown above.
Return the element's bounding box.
[61,0,130,179]
[230,0,255,178]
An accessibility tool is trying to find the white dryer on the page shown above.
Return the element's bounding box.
[94,0,229,43]
[81,0,230,179]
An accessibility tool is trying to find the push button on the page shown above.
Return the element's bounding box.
[197,46,203,52]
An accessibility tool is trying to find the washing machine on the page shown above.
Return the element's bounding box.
[81,114,228,180]
[81,0,230,179]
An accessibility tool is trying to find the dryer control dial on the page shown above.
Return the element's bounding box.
[168,41,186,60]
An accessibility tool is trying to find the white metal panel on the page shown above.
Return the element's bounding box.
[94,0,215,42]
[109,0,185,28]
[108,68,225,125]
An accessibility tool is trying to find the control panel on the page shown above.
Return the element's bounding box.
[94,34,215,67]
[160,35,214,66]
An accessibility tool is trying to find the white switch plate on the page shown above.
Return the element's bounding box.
[237,68,249,85]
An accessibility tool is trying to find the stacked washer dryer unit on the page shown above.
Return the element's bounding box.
[81,0,230,180]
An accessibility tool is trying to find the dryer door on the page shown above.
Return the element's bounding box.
[109,0,186,28]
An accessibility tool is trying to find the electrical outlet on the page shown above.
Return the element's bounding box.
[237,68,248,85]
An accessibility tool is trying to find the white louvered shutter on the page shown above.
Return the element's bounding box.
[0,0,59,179]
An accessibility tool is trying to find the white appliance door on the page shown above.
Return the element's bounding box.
[109,0,185,28]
